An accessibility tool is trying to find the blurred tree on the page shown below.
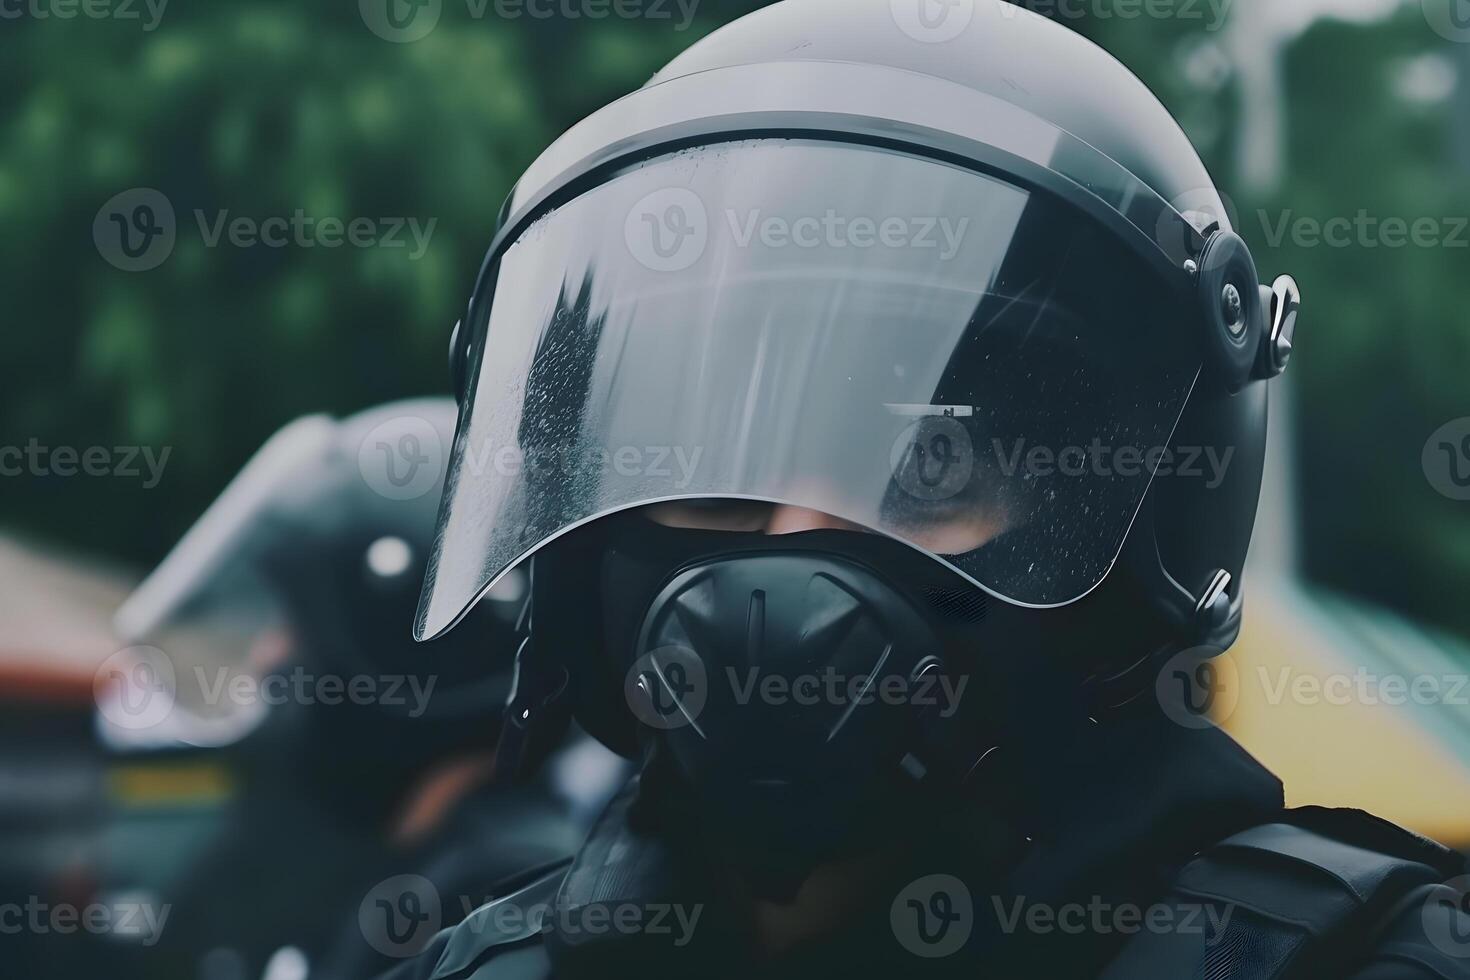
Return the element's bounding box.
[2,0,1466,643]
[0,0,772,566]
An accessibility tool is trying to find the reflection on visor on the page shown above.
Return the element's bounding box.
[418,140,1201,639]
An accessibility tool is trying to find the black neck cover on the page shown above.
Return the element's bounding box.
[543,707,1283,980]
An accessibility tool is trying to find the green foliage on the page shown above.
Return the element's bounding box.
[0,0,767,563]
[2,1,1466,642]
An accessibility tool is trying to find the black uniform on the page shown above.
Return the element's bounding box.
[379,713,1470,979]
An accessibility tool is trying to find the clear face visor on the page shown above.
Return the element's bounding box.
[417,140,1201,640]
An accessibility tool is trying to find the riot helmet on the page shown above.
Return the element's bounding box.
[415,0,1302,884]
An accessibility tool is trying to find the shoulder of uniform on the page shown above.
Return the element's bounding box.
[1172,807,1463,926]
[1103,807,1470,978]
[1351,878,1470,979]
[424,859,571,980]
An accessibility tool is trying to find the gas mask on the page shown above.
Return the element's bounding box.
[515,512,1025,894]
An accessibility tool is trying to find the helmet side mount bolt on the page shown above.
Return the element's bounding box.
[1195,231,1262,391]
[1194,569,1233,636]
[1221,284,1246,338]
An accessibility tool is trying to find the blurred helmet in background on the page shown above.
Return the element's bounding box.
[112,399,524,765]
